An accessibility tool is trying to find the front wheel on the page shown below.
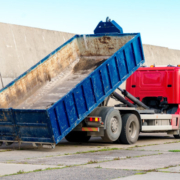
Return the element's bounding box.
[118,113,140,144]
[65,131,91,142]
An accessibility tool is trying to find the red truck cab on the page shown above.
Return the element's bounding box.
[126,66,180,115]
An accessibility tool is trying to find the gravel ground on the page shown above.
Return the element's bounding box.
[0,167,137,180]
[0,134,180,180]
[15,149,159,166]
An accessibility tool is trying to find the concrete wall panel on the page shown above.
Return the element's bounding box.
[0,22,74,79]
[143,45,180,66]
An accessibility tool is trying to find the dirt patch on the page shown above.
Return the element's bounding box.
[98,36,111,44]
[73,58,106,74]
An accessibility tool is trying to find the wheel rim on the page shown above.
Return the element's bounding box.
[111,117,118,133]
[129,121,136,138]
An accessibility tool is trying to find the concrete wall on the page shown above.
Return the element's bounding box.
[0,22,180,90]
[0,22,74,89]
[143,44,180,66]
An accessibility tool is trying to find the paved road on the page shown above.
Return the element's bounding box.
[0,133,180,179]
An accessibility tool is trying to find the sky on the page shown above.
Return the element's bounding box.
[0,0,180,50]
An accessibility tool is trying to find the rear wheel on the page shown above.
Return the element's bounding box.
[118,113,139,144]
[65,131,91,142]
[5,142,13,146]
[174,130,180,139]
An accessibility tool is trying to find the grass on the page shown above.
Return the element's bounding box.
[135,168,158,175]
[160,164,179,169]
[146,169,158,173]
[32,169,42,172]
[22,147,121,161]
[135,172,146,175]
[0,149,12,152]
[164,165,177,168]
[45,155,54,158]
[57,164,64,166]
[126,144,159,150]
[160,171,171,173]
[149,164,180,173]
[95,165,102,168]
[113,157,120,160]
[75,147,120,154]
[169,150,180,152]
[87,160,98,164]
[126,156,131,159]
[134,153,162,158]
[164,140,180,144]
[84,153,162,167]
[17,170,24,174]
[65,165,75,168]
[1,167,64,177]
[135,167,179,175]
[6,160,15,163]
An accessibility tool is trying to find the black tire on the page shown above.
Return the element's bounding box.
[102,109,122,142]
[119,113,140,144]
[174,131,180,139]
[65,131,91,143]
[5,142,13,146]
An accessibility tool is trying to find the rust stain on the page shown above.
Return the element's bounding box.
[98,36,111,44]
[0,112,7,122]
